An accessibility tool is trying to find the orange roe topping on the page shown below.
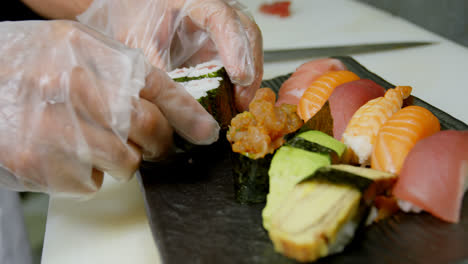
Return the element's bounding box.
[227,88,303,159]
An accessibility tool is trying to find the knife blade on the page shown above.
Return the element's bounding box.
[263,41,434,62]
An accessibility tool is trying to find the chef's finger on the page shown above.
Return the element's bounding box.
[129,97,173,161]
[45,168,105,196]
[232,8,263,111]
[68,67,114,128]
[79,114,142,181]
[139,68,219,145]
[1,138,105,195]
[187,0,255,87]
[69,67,174,161]
[8,104,140,194]
[42,104,142,181]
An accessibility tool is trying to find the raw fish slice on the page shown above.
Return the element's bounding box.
[371,105,440,174]
[276,58,347,106]
[328,79,386,140]
[342,86,412,165]
[298,71,359,122]
[393,130,468,223]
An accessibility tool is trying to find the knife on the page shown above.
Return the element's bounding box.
[263,41,434,62]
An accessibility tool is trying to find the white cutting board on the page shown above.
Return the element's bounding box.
[41,175,160,264]
[244,0,435,50]
[42,1,468,264]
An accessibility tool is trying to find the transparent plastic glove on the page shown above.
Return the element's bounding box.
[78,0,263,111]
[0,20,219,196]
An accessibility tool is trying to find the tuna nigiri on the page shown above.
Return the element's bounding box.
[328,79,386,140]
[342,86,412,165]
[298,70,360,122]
[276,58,347,106]
[371,105,440,174]
[393,130,468,223]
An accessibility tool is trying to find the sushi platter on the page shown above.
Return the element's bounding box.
[138,56,468,264]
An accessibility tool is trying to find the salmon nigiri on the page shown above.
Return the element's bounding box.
[342,86,412,165]
[298,70,359,122]
[371,105,440,174]
[276,58,347,106]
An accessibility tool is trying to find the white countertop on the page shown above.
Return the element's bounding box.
[42,1,468,263]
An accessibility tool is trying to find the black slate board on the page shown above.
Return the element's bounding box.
[139,56,468,264]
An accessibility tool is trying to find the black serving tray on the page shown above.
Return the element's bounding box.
[138,56,468,264]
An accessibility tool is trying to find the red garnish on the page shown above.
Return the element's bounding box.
[259,1,291,18]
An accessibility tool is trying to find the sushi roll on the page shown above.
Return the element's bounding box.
[143,60,237,176]
[168,60,237,130]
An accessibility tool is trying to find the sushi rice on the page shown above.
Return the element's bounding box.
[397,199,423,214]
[180,78,223,99]
[167,60,224,83]
[167,60,226,100]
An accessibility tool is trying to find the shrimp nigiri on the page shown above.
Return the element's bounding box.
[341,86,412,165]
[297,70,359,122]
[328,79,386,140]
[371,105,440,174]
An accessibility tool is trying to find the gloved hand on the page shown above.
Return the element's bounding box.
[0,20,219,196]
[77,0,263,111]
